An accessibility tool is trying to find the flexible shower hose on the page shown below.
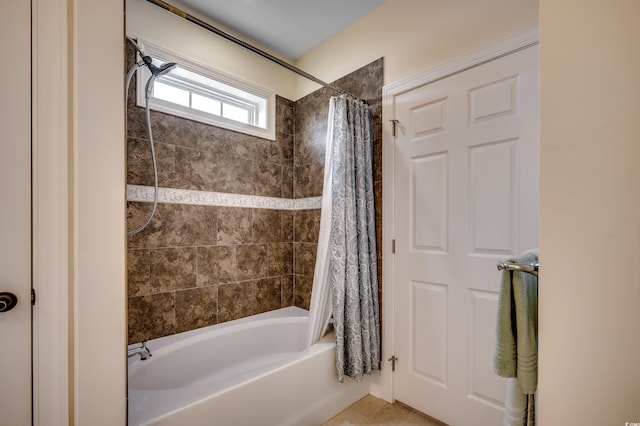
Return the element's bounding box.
[125,62,160,236]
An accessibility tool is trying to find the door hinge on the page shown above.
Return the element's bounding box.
[392,239,396,254]
[31,289,36,306]
[390,119,399,137]
[388,355,398,372]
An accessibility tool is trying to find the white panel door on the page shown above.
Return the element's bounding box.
[0,1,33,424]
[393,46,539,425]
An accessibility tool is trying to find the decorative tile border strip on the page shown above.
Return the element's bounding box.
[126,185,322,210]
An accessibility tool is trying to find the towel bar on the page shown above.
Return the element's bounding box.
[497,261,539,277]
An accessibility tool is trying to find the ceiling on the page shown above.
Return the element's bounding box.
[177,0,386,60]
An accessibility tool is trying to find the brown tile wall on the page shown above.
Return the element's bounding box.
[292,208,321,309]
[127,202,295,343]
[126,39,383,343]
[292,58,384,314]
[126,43,296,344]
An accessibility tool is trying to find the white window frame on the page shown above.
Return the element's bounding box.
[135,40,276,140]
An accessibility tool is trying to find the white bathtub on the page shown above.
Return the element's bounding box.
[128,306,369,425]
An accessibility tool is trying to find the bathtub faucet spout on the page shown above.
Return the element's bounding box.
[128,341,152,360]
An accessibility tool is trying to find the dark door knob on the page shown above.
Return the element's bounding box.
[0,292,18,312]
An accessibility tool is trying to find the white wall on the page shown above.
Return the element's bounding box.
[126,0,301,100]
[294,0,538,98]
[538,1,640,423]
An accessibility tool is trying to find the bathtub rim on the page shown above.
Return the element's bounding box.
[127,309,313,391]
[127,305,309,360]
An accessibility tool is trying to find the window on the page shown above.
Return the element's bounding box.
[136,41,276,140]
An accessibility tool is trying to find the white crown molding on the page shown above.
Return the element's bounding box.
[126,185,322,210]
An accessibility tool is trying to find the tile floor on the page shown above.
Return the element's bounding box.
[321,395,447,426]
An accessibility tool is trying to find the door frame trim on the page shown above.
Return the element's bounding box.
[376,27,539,402]
[32,0,70,422]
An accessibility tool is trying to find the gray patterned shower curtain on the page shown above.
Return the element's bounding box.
[307,94,380,383]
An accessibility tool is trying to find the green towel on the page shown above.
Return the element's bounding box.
[494,249,538,425]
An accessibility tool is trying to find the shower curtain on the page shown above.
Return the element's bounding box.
[306,94,380,383]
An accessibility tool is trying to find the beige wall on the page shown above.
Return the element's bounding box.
[294,0,538,97]
[73,0,126,424]
[538,0,640,423]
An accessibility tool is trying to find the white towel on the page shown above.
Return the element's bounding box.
[503,378,535,426]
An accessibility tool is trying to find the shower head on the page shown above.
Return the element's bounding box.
[126,37,177,76]
[147,62,178,77]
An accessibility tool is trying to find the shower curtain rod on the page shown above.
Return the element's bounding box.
[145,0,354,98]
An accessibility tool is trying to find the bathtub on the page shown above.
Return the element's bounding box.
[128,306,369,425]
